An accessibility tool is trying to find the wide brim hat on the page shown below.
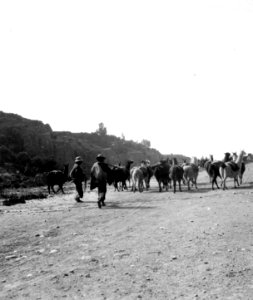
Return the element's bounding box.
[96,154,106,161]
[75,156,83,163]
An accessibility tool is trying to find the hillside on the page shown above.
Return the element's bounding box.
[0,111,189,182]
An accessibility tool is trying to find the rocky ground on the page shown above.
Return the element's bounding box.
[1,165,253,300]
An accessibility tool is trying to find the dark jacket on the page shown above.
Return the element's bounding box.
[70,164,85,183]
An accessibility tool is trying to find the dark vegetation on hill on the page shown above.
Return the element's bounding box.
[0,111,189,189]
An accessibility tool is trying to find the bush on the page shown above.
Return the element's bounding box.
[0,146,16,163]
[0,190,48,206]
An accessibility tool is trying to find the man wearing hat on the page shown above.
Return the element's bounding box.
[70,156,86,202]
[90,154,113,208]
[94,154,114,174]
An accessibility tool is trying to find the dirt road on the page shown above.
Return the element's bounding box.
[1,165,253,299]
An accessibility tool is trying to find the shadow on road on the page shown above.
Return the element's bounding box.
[225,184,253,190]
[106,203,155,209]
[71,201,156,210]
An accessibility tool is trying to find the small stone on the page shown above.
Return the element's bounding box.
[37,249,45,254]
[15,257,22,262]
[50,249,58,254]
[5,255,18,260]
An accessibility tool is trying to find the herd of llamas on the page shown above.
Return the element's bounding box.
[45,150,249,205]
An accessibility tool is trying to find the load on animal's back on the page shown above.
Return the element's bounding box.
[219,150,246,190]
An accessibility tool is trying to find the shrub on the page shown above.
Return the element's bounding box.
[0,146,16,163]
[0,190,47,206]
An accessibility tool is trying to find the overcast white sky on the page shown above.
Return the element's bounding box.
[1,0,252,160]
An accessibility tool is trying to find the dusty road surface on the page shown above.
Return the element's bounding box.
[1,164,253,300]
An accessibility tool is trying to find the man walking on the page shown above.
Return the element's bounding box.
[70,156,86,202]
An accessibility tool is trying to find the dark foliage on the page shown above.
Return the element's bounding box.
[0,190,47,206]
[0,111,189,188]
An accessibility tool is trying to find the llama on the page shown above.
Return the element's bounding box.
[152,158,171,192]
[219,150,246,190]
[112,160,134,191]
[183,158,199,190]
[130,161,150,192]
[204,153,231,190]
[169,158,184,193]
[47,164,69,194]
[130,166,145,193]
[144,160,154,190]
[232,152,247,184]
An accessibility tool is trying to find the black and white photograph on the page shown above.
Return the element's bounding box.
[1,1,253,299]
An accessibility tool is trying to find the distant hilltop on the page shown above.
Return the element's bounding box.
[0,111,189,178]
